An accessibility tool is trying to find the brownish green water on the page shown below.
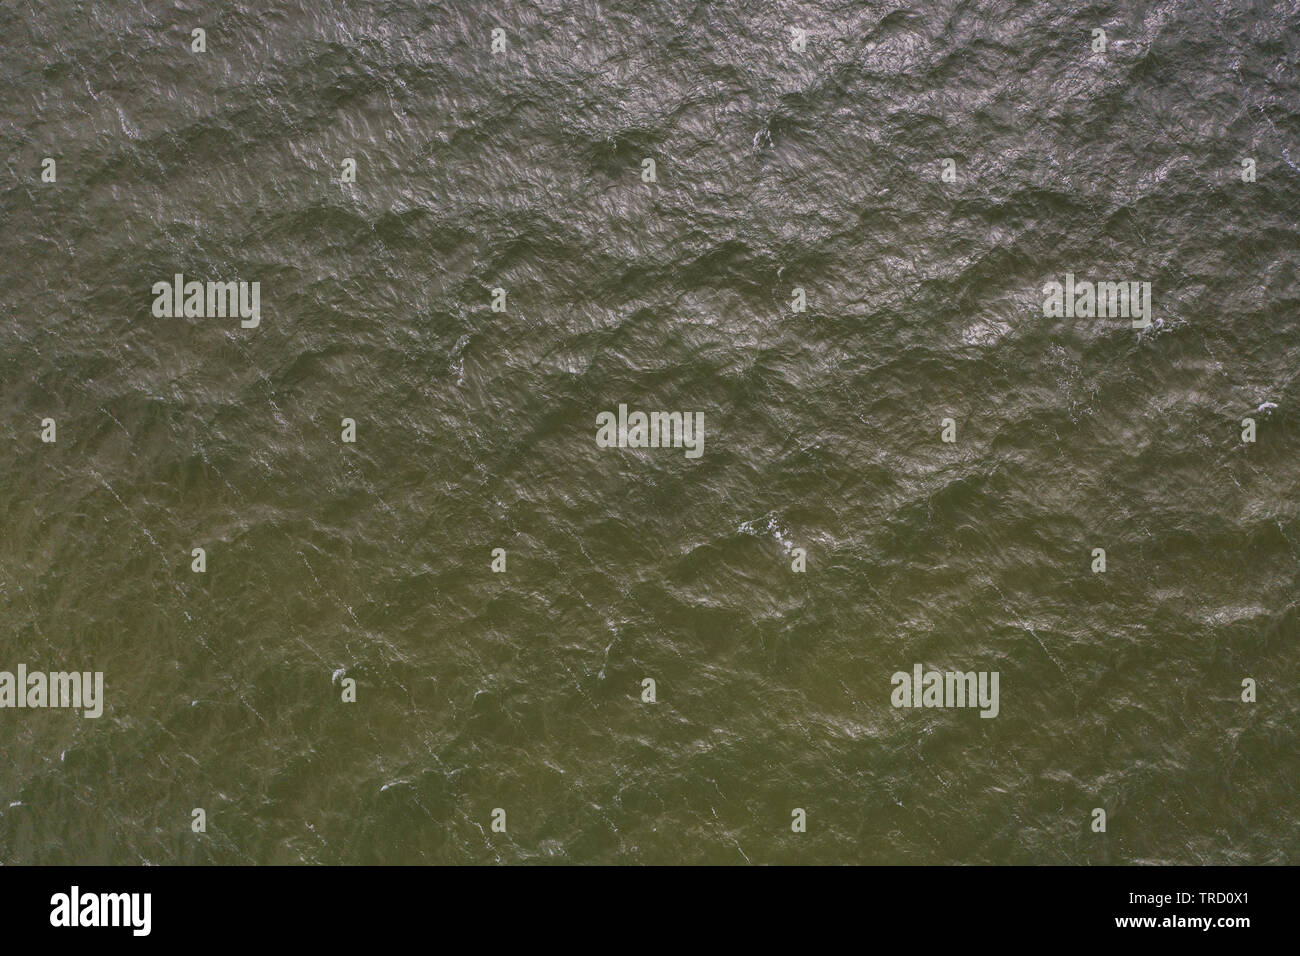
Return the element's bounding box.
[1,0,1297,864]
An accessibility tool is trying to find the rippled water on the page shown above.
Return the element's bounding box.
[1,0,1297,864]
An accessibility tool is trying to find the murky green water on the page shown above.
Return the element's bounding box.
[1,0,1297,864]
